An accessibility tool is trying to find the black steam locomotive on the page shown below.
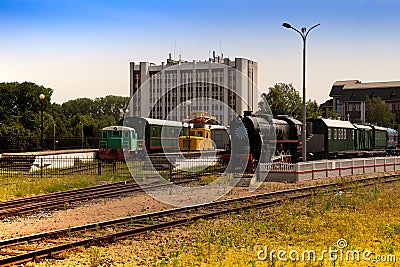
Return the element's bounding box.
[221,111,302,171]
[225,111,398,170]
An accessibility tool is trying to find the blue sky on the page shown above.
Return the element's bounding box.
[1,0,400,104]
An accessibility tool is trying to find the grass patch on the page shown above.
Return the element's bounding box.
[0,174,128,201]
[92,180,400,267]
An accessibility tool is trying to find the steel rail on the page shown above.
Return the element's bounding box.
[0,177,197,218]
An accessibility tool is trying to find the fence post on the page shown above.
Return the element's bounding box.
[294,163,299,181]
[98,159,102,176]
[351,159,354,176]
[326,161,328,178]
[169,161,173,181]
[40,158,43,178]
[112,160,116,174]
[256,162,261,182]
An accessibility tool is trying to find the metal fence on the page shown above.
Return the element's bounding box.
[0,136,100,153]
[0,155,226,181]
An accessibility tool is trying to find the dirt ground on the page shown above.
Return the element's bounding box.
[0,172,391,240]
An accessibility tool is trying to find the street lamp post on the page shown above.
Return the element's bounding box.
[39,94,45,150]
[53,123,56,151]
[81,122,84,149]
[282,22,320,162]
[185,100,192,119]
[185,100,192,152]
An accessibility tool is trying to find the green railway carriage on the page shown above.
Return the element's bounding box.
[307,118,355,158]
[124,117,183,152]
[370,125,387,149]
[353,124,373,150]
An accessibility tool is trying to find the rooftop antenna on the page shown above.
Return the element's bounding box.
[174,42,176,60]
[219,39,223,57]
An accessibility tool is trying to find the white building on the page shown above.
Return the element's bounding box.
[129,53,258,126]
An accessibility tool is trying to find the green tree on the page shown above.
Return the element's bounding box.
[49,103,70,137]
[325,110,340,119]
[306,100,322,119]
[61,98,94,120]
[0,82,53,135]
[366,97,396,127]
[93,95,130,122]
[258,83,302,118]
[0,81,131,150]
[62,96,129,137]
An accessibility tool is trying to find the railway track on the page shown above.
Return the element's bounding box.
[1,173,399,266]
[0,176,199,219]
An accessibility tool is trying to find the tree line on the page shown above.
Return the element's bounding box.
[258,82,398,129]
[0,82,129,150]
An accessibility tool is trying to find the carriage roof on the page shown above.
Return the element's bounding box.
[126,117,183,128]
[353,124,372,130]
[315,118,356,129]
[101,126,136,131]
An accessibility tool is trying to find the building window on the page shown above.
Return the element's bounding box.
[336,99,343,116]
[347,104,352,112]
[334,129,337,139]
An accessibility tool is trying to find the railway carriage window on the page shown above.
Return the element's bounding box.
[112,131,120,137]
[334,129,337,139]
[328,130,331,140]
[152,127,159,137]
[102,131,107,138]
[124,131,129,138]
[190,131,195,136]
[181,128,187,136]
[344,130,347,140]
[352,130,355,140]
[206,132,209,139]
[197,131,203,137]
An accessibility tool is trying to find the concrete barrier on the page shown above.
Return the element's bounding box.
[385,157,395,172]
[338,159,353,176]
[259,156,400,182]
[364,158,375,174]
[375,157,386,172]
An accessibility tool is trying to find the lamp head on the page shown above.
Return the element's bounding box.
[282,22,291,29]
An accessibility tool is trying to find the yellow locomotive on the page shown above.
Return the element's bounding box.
[179,112,215,151]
